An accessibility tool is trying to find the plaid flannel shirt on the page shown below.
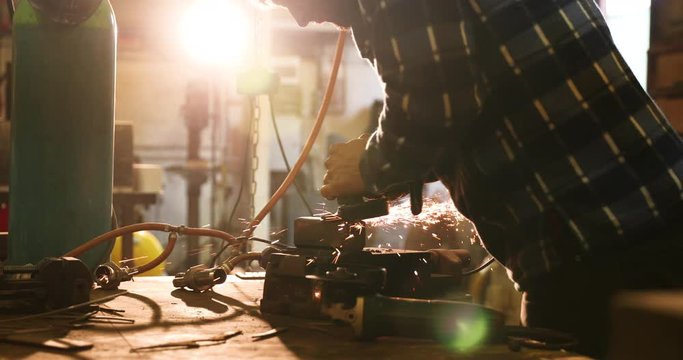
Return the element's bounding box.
[350,0,683,287]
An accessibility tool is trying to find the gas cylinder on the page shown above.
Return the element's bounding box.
[9,0,117,268]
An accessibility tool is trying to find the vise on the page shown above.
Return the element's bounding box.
[0,257,93,312]
[260,195,472,317]
[258,214,503,345]
[257,192,508,346]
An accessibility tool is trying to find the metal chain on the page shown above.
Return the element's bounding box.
[249,98,260,221]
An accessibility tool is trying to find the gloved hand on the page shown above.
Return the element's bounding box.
[320,134,369,200]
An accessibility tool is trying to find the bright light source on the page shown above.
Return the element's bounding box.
[181,0,252,66]
[605,0,650,16]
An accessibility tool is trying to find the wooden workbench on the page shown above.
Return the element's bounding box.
[0,276,589,359]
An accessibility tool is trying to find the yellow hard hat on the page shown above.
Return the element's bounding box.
[111,231,166,276]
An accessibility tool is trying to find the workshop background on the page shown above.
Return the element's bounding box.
[0,0,679,332]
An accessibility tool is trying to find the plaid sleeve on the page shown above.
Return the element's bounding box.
[464,0,683,284]
[356,0,483,194]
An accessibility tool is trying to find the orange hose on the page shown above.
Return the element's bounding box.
[245,29,348,237]
[64,222,237,263]
[64,222,175,257]
[222,251,262,271]
[136,232,177,274]
[183,227,238,244]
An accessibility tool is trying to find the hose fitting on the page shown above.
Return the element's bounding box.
[94,261,134,290]
[172,264,227,292]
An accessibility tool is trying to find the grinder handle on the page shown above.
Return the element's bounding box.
[337,195,365,206]
[353,295,504,343]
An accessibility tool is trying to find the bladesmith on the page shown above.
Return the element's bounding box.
[267,0,683,357]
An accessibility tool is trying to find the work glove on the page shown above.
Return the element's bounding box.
[320,134,369,200]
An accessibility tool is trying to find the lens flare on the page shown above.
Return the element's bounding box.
[435,308,491,353]
[450,316,490,352]
[181,0,252,65]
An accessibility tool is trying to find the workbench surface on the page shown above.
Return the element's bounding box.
[0,276,588,359]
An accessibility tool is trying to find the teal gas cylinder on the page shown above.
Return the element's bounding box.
[9,0,117,268]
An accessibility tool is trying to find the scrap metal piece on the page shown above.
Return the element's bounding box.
[251,327,288,341]
[96,306,126,316]
[235,271,266,280]
[0,290,128,324]
[85,315,135,324]
[131,330,242,352]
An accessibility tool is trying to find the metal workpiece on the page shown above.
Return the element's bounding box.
[336,197,389,222]
[0,257,93,311]
[293,216,366,251]
[94,262,134,290]
[173,264,227,292]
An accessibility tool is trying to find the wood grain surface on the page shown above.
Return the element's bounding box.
[0,276,589,359]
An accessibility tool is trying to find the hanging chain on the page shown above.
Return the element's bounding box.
[249,97,261,221]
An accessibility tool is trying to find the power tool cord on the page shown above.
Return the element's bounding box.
[462,256,495,276]
[268,94,315,216]
[210,97,259,267]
